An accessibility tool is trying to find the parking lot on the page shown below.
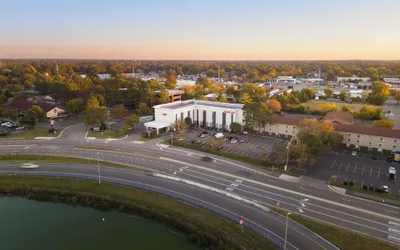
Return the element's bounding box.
[307,152,400,195]
[183,128,287,161]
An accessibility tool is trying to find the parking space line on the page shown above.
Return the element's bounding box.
[353,164,357,173]
[369,167,372,177]
[337,161,343,170]
[378,168,380,178]
[345,162,350,172]
[361,165,365,175]
[330,160,336,169]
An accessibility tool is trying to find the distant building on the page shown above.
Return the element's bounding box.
[337,76,370,82]
[8,100,68,119]
[154,90,184,102]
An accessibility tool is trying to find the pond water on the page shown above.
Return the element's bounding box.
[0,197,200,250]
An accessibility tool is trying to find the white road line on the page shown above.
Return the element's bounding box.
[389,221,400,229]
[388,235,400,243]
[388,227,400,236]
[159,156,400,223]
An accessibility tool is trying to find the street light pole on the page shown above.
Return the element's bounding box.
[284,212,291,250]
[96,152,101,184]
[284,141,291,172]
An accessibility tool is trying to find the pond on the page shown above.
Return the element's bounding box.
[0,197,201,250]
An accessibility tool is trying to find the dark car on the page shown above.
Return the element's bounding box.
[387,156,393,162]
[371,155,378,160]
[201,156,214,162]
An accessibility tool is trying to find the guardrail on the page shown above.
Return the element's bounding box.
[0,171,294,250]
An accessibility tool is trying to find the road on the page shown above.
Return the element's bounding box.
[0,124,399,247]
[0,162,327,250]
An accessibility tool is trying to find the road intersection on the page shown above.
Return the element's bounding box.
[0,123,399,248]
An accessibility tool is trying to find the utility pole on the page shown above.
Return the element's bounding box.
[284,212,291,250]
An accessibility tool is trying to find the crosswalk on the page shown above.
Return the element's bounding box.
[226,180,243,192]
[388,221,400,244]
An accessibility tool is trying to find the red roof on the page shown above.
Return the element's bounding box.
[272,115,400,139]
[324,111,353,124]
[8,100,64,112]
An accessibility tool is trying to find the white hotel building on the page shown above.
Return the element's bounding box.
[144,100,244,134]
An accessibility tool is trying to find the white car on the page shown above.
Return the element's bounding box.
[380,185,389,193]
[1,122,13,128]
[20,163,39,169]
[15,126,25,131]
[231,139,238,144]
[214,133,224,139]
[351,151,357,156]
[178,137,185,141]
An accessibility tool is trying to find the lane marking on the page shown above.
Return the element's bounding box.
[345,163,350,172]
[159,157,400,223]
[378,168,380,179]
[361,165,365,175]
[369,167,372,177]
[337,162,343,170]
[353,164,357,173]
[388,235,400,243]
[330,160,336,169]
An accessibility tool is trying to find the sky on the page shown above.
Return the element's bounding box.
[0,0,399,60]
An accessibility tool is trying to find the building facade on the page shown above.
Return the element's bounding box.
[145,100,244,134]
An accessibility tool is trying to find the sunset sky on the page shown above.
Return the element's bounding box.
[1,0,399,60]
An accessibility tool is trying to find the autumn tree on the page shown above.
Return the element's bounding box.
[300,88,315,100]
[164,75,177,89]
[218,95,228,103]
[84,106,107,127]
[318,103,338,115]
[266,99,282,113]
[341,104,352,113]
[394,91,400,104]
[111,104,128,119]
[339,91,349,102]
[367,81,390,105]
[138,103,152,116]
[86,93,100,111]
[373,119,395,129]
[324,88,333,98]
[230,122,242,132]
[27,105,46,121]
[67,98,84,114]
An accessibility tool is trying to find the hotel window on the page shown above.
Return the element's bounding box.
[286,125,288,128]
[369,142,372,145]
[348,134,351,136]
[348,139,350,142]
[231,114,233,124]
[394,140,397,143]
[368,147,372,151]
[379,143,383,147]
[380,138,383,141]
[357,135,360,138]
[394,145,397,149]
[357,140,359,143]
[187,111,190,118]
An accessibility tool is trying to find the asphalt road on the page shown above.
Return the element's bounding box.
[0,162,323,250]
[0,126,400,247]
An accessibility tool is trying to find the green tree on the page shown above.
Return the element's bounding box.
[84,106,107,127]
[339,91,349,102]
[164,75,177,89]
[86,93,100,111]
[324,88,333,98]
[367,81,390,105]
[230,122,242,132]
[300,88,315,100]
[138,103,152,116]
[184,116,192,126]
[111,104,128,119]
[300,133,323,157]
[218,95,228,103]
[124,114,140,128]
[373,119,395,129]
[67,98,85,115]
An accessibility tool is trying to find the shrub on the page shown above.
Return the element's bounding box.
[369,184,374,191]
[362,184,368,190]
[343,180,349,186]
[375,188,385,193]
[349,180,355,186]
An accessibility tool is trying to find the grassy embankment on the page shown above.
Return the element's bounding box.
[87,130,124,139]
[270,206,396,250]
[6,128,59,139]
[0,175,277,250]
[298,100,379,113]
[0,154,151,172]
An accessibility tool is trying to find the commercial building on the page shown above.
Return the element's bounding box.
[337,77,371,82]
[144,100,243,134]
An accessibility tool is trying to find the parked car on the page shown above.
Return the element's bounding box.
[200,134,206,138]
[178,137,185,141]
[380,185,389,193]
[371,155,378,160]
[1,122,13,128]
[195,140,202,144]
[214,133,224,139]
[351,151,357,156]
[386,156,393,162]
[14,126,25,131]
[239,139,245,143]
[231,139,238,144]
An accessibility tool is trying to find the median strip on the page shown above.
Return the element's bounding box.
[74,146,158,158]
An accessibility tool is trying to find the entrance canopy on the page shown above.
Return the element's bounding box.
[144,121,172,134]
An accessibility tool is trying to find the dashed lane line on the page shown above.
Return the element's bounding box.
[345,163,350,172]
[330,160,336,169]
[160,156,400,223]
[337,162,343,170]
[353,164,358,174]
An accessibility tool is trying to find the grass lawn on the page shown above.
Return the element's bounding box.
[88,130,124,139]
[0,176,277,250]
[7,128,59,139]
[137,132,162,142]
[0,154,151,172]
[270,206,396,250]
[301,100,378,112]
